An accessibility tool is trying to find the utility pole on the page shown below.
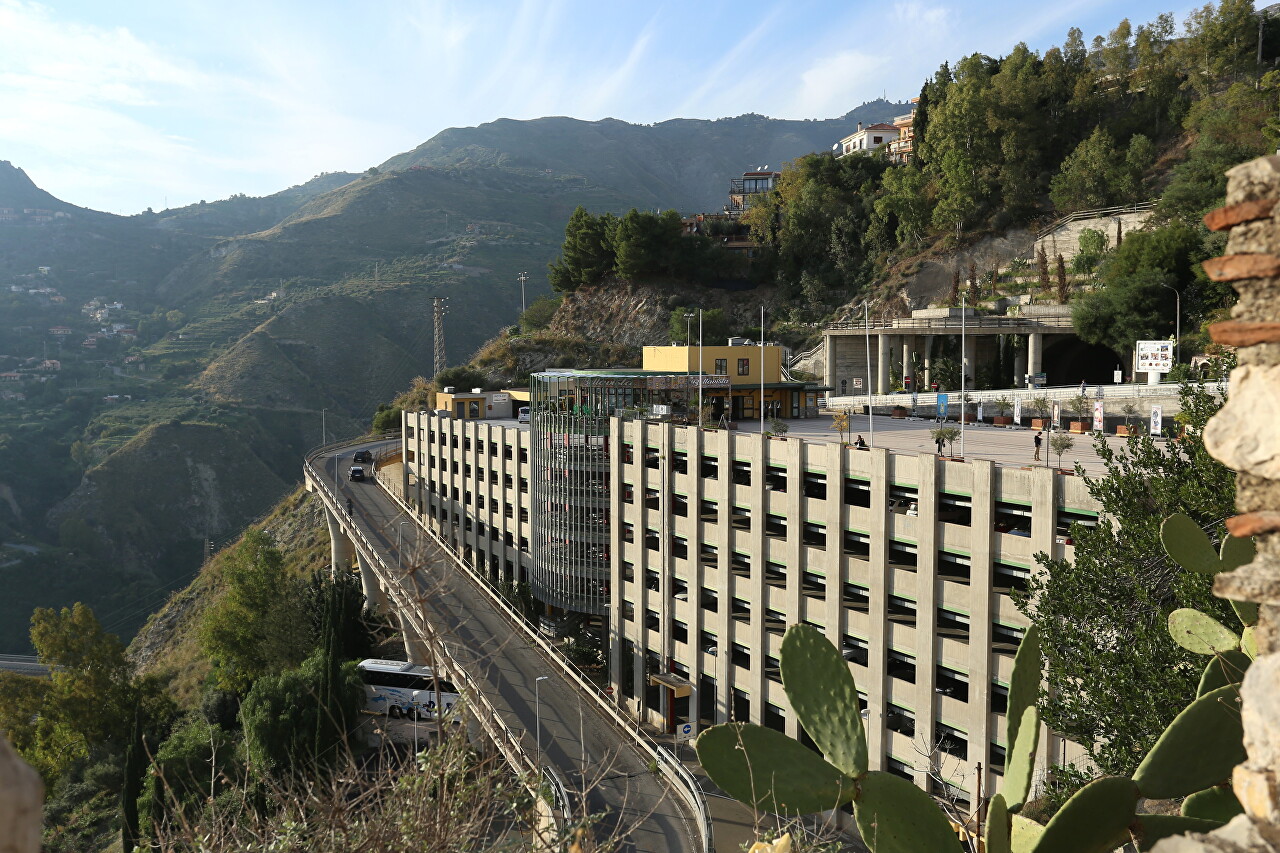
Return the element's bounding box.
[433,297,448,377]
[517,271,529,316]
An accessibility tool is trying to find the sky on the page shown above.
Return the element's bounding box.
[0,0,1197,215]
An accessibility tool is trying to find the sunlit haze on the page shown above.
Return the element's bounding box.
[0,0,1192,214]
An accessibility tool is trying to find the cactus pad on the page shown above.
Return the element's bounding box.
[852,771,965,853]
[1230,599,1259,628]
[1002,705,1039,811]
[695,722,857,815]
[1010,815,1044,853]
[779,624,867,776]
[1197,650,1251,697]
[1167,608,1240,655]
[1131,684,1245,799]
[1219,534,1255,572]
[1133,815,1224,850]
[984,793,1010,853]
[1181,786,1243,822]
[1161,513,1219,574]
[1242,626,1258,659]
[1030,776,1140,853]
[1007,624,1041,750]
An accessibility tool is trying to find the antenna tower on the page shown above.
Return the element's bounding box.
[433,297,448,376]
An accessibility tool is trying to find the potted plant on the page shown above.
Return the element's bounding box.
[992,396,1014,426]
[768,417,789,439]
[1049,432,1075,471]
[1029,395,1051,429]
[1067,394,1091,434]
[957,392,976,424]
[930,426,961,459]
[1116,402,1137,435]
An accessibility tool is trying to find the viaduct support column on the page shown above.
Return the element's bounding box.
[902,336,916,388]
[325,508,356,578]
[923,336,934,388]
[1028,332,1044,384]
[1013,336,1027,388]
[876,333,891,395]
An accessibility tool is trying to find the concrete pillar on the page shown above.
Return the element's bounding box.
[823,333,836,393]
[923,336,935,388]
[1013,336,1027,387]
[400,615,429,665]
[876,333,891,395]
[324,508,356,578]
[1028,332,1043,382]
[902,337,915,388]
[0,735,40,853]
[961,335,975,387]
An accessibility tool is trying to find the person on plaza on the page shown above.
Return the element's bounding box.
[854,435,867,449]
[1033,431,1043,461]
[935,434,945,455]
[1080,379,1087,396]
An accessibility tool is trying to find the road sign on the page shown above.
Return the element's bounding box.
[1137,340,1174,373]
[852,377,863,390]
[676,721,696,742]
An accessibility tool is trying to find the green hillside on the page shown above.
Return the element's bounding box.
[380,101,907,212]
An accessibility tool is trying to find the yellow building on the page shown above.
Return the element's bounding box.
[642,343,826,421]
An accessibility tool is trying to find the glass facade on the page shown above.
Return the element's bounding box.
[529,370,696,614]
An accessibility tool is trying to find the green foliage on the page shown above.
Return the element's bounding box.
[199,530,310,694]
[432,365,491,394]
[930,426,960,455]
[239,650,363,776]
[668,306,730,345]
[1017,383,1235,776]
[1049,129,1151,212]
[519,294,561,333]
[371,402,402,433]
[141,717,238,836]
[1047,432,1074,468]
[1032,777,1140,853]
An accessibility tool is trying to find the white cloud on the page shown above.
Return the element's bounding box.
[790,49,891,119]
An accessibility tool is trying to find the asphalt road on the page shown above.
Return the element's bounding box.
[0,654,47,677]
[315,443,698,853]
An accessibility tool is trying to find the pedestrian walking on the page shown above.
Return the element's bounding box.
[1079,379,1087,396]
[1033,430,1043,461]
[936,435,945,456]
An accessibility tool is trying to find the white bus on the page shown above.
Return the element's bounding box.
[356,659,461,720]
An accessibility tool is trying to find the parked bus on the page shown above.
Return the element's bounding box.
[356,659,461,720]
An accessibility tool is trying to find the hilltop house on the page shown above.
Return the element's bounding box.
[837,121,900,157]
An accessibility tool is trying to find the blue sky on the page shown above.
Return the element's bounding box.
[0,0,1194,214]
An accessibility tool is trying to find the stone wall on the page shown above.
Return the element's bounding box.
[1153,156,1280,850]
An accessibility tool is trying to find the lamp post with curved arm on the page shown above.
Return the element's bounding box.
[1159,282,1181,367]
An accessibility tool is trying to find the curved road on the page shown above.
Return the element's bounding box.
[311,443,699,853]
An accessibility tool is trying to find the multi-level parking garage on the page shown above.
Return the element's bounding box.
[401,396,1100,813]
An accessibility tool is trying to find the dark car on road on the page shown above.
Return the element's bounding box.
[353,450,373,463]
[349,466,366,481]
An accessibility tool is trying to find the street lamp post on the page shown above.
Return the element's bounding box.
[1159,283,1181,367]
[684,313,695,417]
[321,408,327,445]
[857,300,874,449]
[397,521,411,572]
[518,271,529,316]
[535,675,549,764]
[960,293,966,459]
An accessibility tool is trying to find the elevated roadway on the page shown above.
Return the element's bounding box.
[305,442,705,853]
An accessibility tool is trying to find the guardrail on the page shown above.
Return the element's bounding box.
[371,462,714,853]
[302,456,565,839]
[826,380,1228,413]
[1033,201,1156,242]
[825,315,1076,332]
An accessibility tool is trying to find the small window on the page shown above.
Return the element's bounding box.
[803,471,827,499]
[935,666,970,702]
[732,460,751,486]
[714,358,728,376]
[994,561,1030,592]
[731,597,751,623]
[843,529,871,558]
[801,571,826,598]
[841,635,869,665]
[885,756,914,780]
[843,582,870,611]
[700,498,718,520]
[699,543,718,566]
[700,455,719,479]
[844,476,872,507]
[938,551,971,584]
[886,704,915,738]
[765,514,787,538]
[994,501,1033,537]
[644,447,660,469]
[991,682,1009,714]
[730,506,751,531]
[672,494,688,517]
[764,561,787,587]
[939,492,972,526]
[622,483,634,504]
[737,358,751,376]
[673,451,688,474]
[888,595,917,626]
[888,541,917,568]
[644,487,660,510]
[766,465,787,492]
[937,608,970,639]
[992,623,1026,653]
[730,552,751,578]
[672,620,688,644]
[700,588,719,612]
[764,656,782,683]
[803,521,827,549]
[887,650,916,683]
[731,644,751,670]
[671,536,688,559]
[935,723,968,760]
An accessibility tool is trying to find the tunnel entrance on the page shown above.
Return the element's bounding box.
[1042,337,1124,386]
